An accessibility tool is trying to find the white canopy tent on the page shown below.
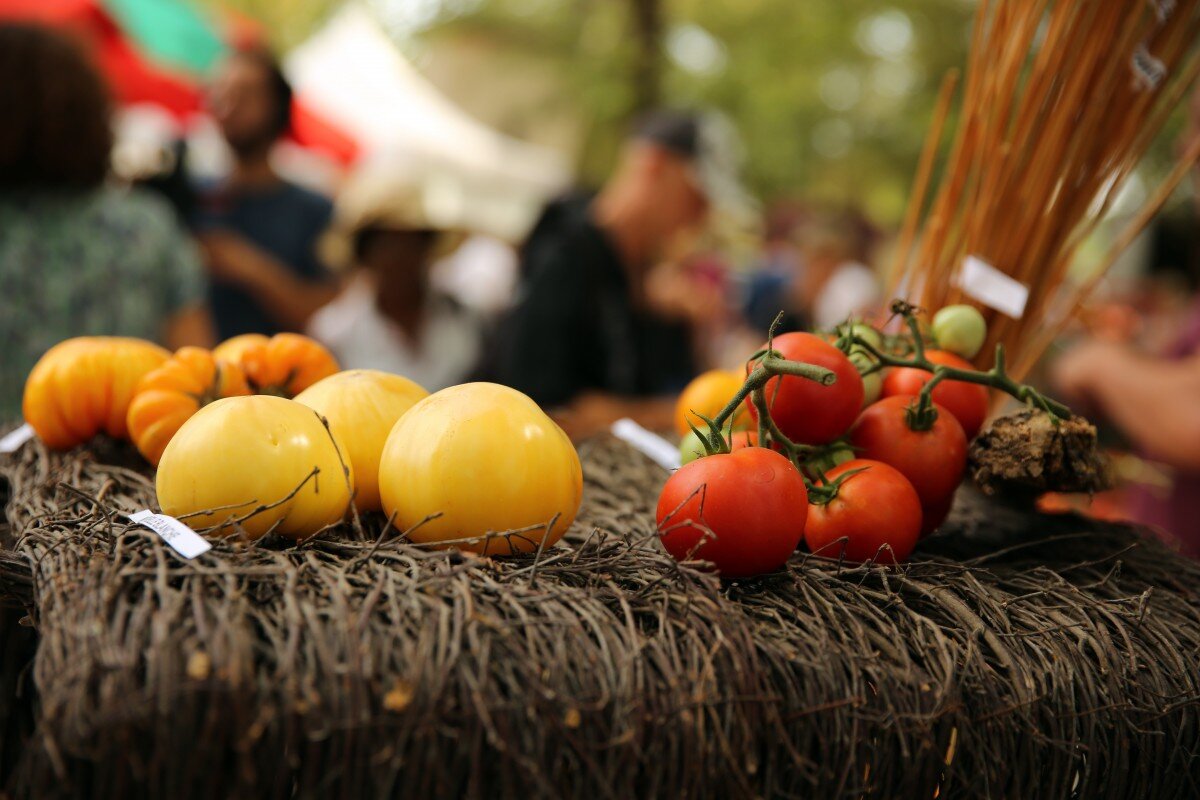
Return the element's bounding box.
[285,4,572,243]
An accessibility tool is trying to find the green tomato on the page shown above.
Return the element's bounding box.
[849,351,883,407]
[679,429,708,465]
[809,442,856,475]
[834,321,882,351]
[932,305,987,359]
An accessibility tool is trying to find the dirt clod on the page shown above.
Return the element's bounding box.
[969,409,1113,498]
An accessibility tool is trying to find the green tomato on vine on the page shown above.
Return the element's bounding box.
[932,305,988,360]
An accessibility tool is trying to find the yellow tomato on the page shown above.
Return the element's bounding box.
[674,369,747,436]
[294,370,429,512]
[378,383,582,555]
[23,337,171,449]
[156,395,353,540]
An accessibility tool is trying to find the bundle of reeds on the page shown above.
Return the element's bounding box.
[889,0,1200,377]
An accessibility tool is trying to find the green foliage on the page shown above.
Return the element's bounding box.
[424,0,978,222]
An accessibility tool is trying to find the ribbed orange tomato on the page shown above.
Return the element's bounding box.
[23,337,170,449]
[238,333,339,397]
[126,347,252,465]
[211,333,268,365]
[294,370,429,511]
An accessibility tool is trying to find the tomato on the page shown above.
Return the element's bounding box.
[379,383,583,556]
[156,396,354,540]
[126,347,252,465]
[238,333,339,397]
[679,429,706,465]
[681,429,765,465]
[656,448,807,578]
[805,459,922,564]
[932,304,987,360]
[675,369,747,436]
[882,350,989,439]
[211,333,269,365]
[24,337,171,449]
[805,442,855,478]
[746,332,864,445]
[848,395,967,535]
[849,351,883,407]
[730,430,761,450]
[294,370,429,512]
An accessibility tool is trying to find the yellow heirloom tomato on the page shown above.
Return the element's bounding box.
[156,395,353,540]
[294,370,429,512]
[378,383,583,556]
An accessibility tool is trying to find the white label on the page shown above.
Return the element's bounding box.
[128,510,213,559]
[611,418,682,471]
[955,255,1029,319]
[0,423,35,454]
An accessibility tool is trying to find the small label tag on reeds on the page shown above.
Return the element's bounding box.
[955,256,1030,319]
[611,418,681,471]
[0,424,35,454]
[129,510,213,559]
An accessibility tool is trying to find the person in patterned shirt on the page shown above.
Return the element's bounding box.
[0,24,211,420]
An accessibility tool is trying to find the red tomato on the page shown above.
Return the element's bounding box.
[656,448,808,578]
[848,395,967,535]
[805,459,922,564]
[882,350,989,439]
[745,333,864,445]
[730,431,759,450]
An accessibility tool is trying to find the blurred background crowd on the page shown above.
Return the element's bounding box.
[2,0,1199,551]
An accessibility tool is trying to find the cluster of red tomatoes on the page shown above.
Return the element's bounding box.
[658,318,991,578]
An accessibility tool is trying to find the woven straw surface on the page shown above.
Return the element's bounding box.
[1,436,1198,799]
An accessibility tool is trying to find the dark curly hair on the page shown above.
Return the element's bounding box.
[0,24,113,190]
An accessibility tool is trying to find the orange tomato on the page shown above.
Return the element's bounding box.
[238,333,339,397]
[211,333,269,365]
[674,369,747,436]
[126,347,252,465]
[23,337,170,449]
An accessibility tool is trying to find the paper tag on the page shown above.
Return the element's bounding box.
[611,418,681,471]
[954,255,1029,319]
[129,510,213,559]
[0,423,35,454]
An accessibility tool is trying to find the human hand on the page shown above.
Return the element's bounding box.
[1050,339,1125,413]
[197,231,269,285]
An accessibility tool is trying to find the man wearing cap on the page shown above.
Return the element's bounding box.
[494,110,746,439]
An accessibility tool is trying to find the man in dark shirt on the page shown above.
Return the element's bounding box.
[496,110,747,438]
[193,47,336,339]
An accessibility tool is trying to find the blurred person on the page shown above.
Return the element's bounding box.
[307,169,481,391]
[493,110,748,438]
[430,234,520,317]
[194,47,336,340]
[743,200,809,333]
[744,210,881,335]
[0,24,209,418]
[1051,84,1200,555]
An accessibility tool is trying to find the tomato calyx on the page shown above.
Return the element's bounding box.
[806,465,871,506]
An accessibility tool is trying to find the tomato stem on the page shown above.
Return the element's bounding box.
[838,300,1071,425]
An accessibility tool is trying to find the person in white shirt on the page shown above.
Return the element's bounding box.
[307,169,482,392]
